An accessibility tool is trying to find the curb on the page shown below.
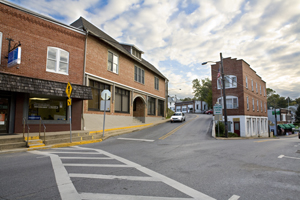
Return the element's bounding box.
[0,119,170,155]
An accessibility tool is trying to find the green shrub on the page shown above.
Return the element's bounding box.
[166,108,174,119]
[215,121,225,136]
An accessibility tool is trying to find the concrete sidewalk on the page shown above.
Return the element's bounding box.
[0,119,170,155]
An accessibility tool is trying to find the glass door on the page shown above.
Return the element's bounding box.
[0,98,9,133]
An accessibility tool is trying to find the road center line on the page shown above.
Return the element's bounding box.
[117,138,155,142]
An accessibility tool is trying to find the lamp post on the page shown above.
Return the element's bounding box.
[202,52,228,138]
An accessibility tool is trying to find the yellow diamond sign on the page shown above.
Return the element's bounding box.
[65,82,72,98]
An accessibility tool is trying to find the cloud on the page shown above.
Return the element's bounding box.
[7,0,300,99]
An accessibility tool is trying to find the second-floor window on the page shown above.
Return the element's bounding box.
[246,76,248,88]
[107,51,118,74]
[260,85,262,95]
[247,96,249,110]
[218,96,238,109]
[251,80,254,91]
[135,66,144,84]
[46,47,69,74]
[257,99,259,111]
[252,98,254,111]
[256,82,258,93]
[155,77,159,90]
[217,75,237,89]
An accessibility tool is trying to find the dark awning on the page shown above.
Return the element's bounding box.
[0,73,92,100]
[278,124,286,129]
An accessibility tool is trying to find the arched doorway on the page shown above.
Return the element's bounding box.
[133,96,145,123]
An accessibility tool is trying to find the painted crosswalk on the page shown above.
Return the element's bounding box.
[30,146,216,200]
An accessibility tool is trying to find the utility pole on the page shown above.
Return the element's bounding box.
[220,53,228,138]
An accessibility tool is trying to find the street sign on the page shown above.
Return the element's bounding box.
[65,82,72,98]
[213,104,222,115]
[67,98,72,106]
[101,89,111,100]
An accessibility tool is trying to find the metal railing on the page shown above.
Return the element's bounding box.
[23,117,30,145]
[39,117,46,143]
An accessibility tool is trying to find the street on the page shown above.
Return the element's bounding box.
[0,114,299,200]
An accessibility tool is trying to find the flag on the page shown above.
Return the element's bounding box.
[217,68,221,78]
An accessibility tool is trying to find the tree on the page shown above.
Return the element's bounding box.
[266,88,276,98]
[295,105,300,123]
[180,97,193,101]
[267,93,280,108]
[192,78,212,108]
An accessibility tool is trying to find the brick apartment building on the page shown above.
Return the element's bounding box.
[70,17,168,130]
[0,1,92,134]
[211,57,268,137]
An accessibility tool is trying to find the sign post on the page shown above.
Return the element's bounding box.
[101,89,111,137]
[65,82,73,143]
[214,104,223,137]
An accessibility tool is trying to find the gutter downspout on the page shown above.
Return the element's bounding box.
[82,30,88,130]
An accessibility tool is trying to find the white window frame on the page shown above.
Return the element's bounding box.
[247,96,249,110]
[217,96,238,109]
[0,32,2,64]
[107,50,119,74]
[46,47,69,75]
[217,75,237,89]
[256,82,258,93]
[154,76,159,90]
[134,65,145,84]
[246,76,248,88]
[260,85,262,95]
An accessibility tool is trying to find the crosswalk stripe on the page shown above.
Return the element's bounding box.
[60,157,113,160]
[69,173,159,181]
[80,193,194,200]
[63,163,132,167]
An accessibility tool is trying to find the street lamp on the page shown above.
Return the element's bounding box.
[202,53,228,138]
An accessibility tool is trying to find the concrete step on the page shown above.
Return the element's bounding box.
[27,139,45,148]
[0,137,24,144]
[0,142,27,150]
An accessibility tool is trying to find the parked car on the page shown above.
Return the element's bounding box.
[170,112,186,123]
[205,110,213,114]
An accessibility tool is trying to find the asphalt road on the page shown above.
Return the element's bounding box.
[0,114,299,200]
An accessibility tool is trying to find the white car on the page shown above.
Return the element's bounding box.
[170,112,186,123]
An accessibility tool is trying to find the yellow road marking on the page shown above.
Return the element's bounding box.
[159,115,198,140]
[89,123,153,134]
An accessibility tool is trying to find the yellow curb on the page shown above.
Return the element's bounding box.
[50,139,103,148]
[89,123,153,134]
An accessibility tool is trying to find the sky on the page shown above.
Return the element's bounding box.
[7,0,300,99]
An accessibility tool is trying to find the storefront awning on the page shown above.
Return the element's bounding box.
[288,124,295,128]
[283,124,291,129]
[278,124,286,129]
[0,73,92,100]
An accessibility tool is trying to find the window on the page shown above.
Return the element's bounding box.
[261,101,263,112]
[115,87,129,113]
[135,66,145,84]
[132,48,141,59]
[218,75,237,89]
[155,77,159,90]
[158,100,164,116]
[88,80,111,111]
[107,51,118,74]
[256,83,258,93]
[247,96,249,110]
[260,85,262,95]
[257,100,259,111]
[28,95,67,121]
[251,80,253,91]
[252,98,254,111]
[148,97,156,115]
[263,87,265,96]
[218,96,238,109]
[264,102,266,112]
[46,47,69,74]
[246,76,248,88]
[0,32,2,64]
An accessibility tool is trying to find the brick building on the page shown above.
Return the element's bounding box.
[70,17,168,130]
[211,57,268,137]
[0,1,91,134]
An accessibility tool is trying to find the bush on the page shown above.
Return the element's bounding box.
[166,108,174,119]
[215,121,225,136]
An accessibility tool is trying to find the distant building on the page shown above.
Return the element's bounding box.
[268,108,293,135]
[175,100,207,113]
[211,57,268,137]
[168,96,180,111]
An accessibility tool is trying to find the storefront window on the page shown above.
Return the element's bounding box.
[88,80,111,111]
[28,96,67,120]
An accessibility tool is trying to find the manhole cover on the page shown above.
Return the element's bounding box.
[296,150,300,154]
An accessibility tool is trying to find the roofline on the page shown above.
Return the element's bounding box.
[119,43,144,53]
[0,0,85,35]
